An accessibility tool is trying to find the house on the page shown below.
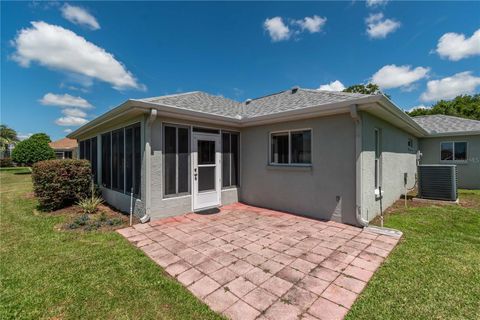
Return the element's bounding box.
[49,138,78,159]
[67,88,476,226]
[413,115,480,189]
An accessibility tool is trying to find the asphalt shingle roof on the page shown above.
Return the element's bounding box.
[137,88,370,119]
[412,115,480,134]
[138,91,244,118]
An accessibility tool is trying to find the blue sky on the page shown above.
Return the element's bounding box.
[1,1,479,140]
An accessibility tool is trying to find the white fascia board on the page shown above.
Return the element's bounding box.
[423,131,480,137]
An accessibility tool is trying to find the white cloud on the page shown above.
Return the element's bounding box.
[407,104,430,112]
[296,15,327,33]
[318,80,346,91]
[64,128,73,133]
[435,29,480,61]
[420,72,480,102]
[18,133,33,141]
[365,13,400,39]
[62,108,87,118]
[366,0,389,7]
[12,21,143,90]
[55,116,89,126]
[372,64,430,89]
[61,4,100,30]
[264,17,291,42]
[39,93,93,108]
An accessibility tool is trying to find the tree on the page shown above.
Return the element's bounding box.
[407,94,480,121]
[0,124,19,156]
[29,133,51,144]
[11,136,55,166]
[343,83,391,99]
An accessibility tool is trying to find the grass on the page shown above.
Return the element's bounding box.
[346,190,480,320]
[0,168,224,320]
[2,167,479,319]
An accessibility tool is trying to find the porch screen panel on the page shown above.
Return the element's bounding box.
[178,127,189,194]
[112,129,125,192]
[231,133,239,186]
[85,139,91,163]
[79,140,85,159]
[91,137,98,183]
[125,127,133,193]
[133,125,141,196]
[222,133,231,187]
[101,133,111,188]
[164,126,177,195]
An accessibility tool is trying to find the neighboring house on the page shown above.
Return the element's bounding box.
[67,88,476,226]
[49,138,77,159]
[413,115,480,189]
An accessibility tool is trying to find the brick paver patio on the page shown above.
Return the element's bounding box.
[118,203,401,320]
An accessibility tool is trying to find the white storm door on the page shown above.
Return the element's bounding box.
[192,133,221,211]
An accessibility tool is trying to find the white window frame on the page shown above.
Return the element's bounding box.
[268,128,313,166]
[440,141,468,163]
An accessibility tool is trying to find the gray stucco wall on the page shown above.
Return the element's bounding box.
[360,112,418,221]
[419,135,480,189]
[149,117,240,219]
[240,114,358,225]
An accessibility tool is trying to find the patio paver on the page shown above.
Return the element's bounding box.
[118,202,401,320]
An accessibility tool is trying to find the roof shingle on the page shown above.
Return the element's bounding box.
[136,88,371,119]
[49,137,78,150]
[412,115,480,134]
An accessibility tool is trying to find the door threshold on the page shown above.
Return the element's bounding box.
[194,206,221,215]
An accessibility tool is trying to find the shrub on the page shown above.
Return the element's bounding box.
[12,137,55,166]
[32,159,92,211]
[77,195,103,215]
[0,158,13,167]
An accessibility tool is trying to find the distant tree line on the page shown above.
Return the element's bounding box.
[342,84,480,121]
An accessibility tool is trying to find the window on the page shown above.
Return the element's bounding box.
[374,128,382,189]
[64,151,72,159]
[270,130,312,165]
[222,132,239,188]
[441,142,467,161]
[408,138,414,150]
[55,152,64,159]
[79,137,98,182]
[164,124,190,196]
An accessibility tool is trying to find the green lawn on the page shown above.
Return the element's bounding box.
[1,168,479,319]
[347,190,480,320]
[0,168,224,320]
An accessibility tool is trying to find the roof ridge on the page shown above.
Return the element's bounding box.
[139,91,201,101]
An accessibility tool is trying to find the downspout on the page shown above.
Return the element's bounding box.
[141,108,157,223]
[350,105,369,227]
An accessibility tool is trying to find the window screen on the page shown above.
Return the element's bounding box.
[271,133,289,164]
[222,132,239,188]
[291,130,311,164]
[164,125,190,196]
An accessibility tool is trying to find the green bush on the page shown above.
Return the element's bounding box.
[12,137,55,166]
[0,158,13,167]
[32,159,92,211]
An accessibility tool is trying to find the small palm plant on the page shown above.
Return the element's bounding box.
[77,195,103,215]
[77,174,103,214]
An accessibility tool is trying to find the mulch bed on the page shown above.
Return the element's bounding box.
[49,203,139,232]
